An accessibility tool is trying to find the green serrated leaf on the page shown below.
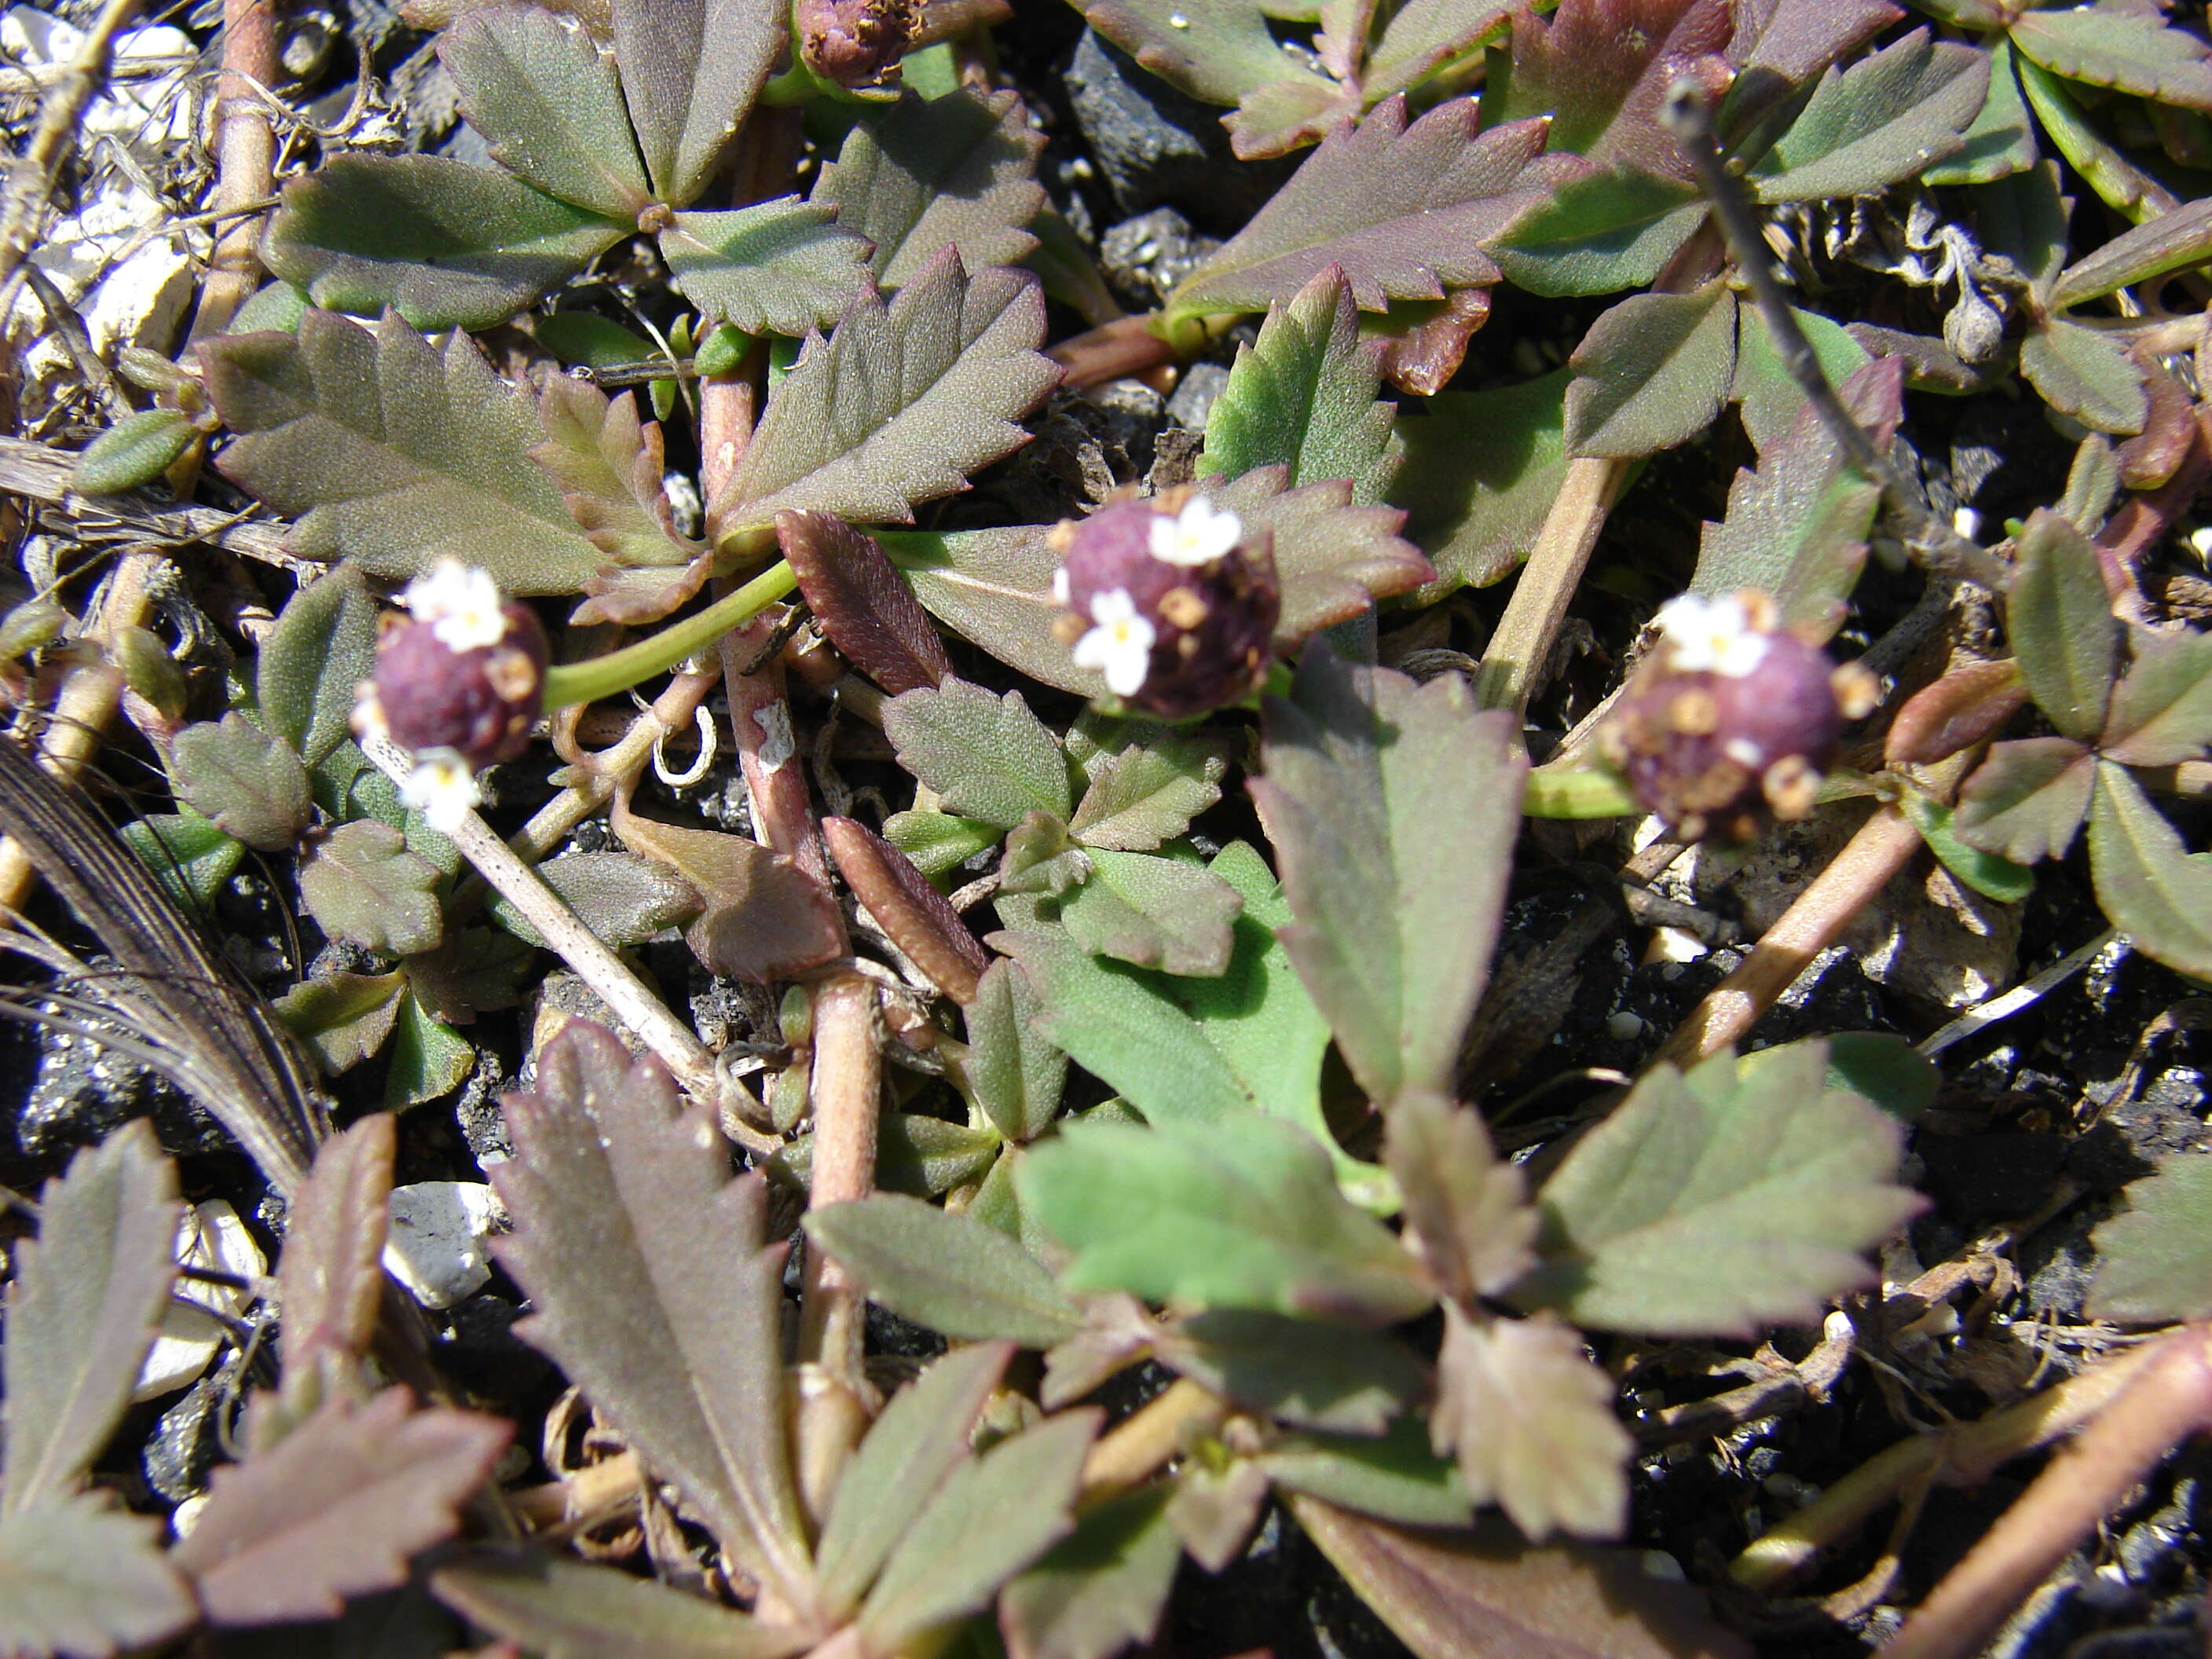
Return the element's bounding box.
[1899,786,2038,903]
[1251,645,1526,1107]
[1384,1090,1536,1306]
[440,3,650,218]
[1166,98,1560,321]
[385,987,476,1109]
[69,408,195,495]
[1155,1307,1428,1433]
[204,310,608,594]
[2020,317,2149,435]
[2088,761,2212,982]
[1066,728,1228,853]
[1075,0,1336,108]
[488,851,699,950]
[1514,1043,1923,1336]
[1390,368,1570,593]
[1,1122,179,1514]
[119,810,244,910]
[169,712,312,851]
[1954,738,2097,863]
[2103,627,2212,767]
[1258,1418,1474,1528]
[0,1490,196,1657]
[1487,167,1706,298]
[1729,301,1871,454]
[1749,30,1988,203]
[805,1196,1083,1346]
[815,87,1046,288]
[2009,507,2122,740]
[658,200,872,335]
[535,311,658,371]
[1692,358,1900,632]
[2009,5,2212,114]
[2087,1154,2212,1323]
[1564,281,1739,459]
[883,679,1070,827]
[300,819,446,957]
[883,809,1002,878]
[274,970,408,1075]
[1017,1115,1434,1324]
[1743,1031,1943,1125]
[999,811,1090,897]
[958,957,1068,1144]
[1001,1486,1182,1659]
[262,155,624,331]
[710,250,1058,535]
[258,566,379,766]
[1199,266,1400,505]
[613,0,783,206]
[1052,849,1243,977]
[1923,38,2038,187]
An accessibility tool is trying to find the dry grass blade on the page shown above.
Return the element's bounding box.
[0,732,327,1192]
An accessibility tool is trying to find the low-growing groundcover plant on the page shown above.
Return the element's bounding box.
[6,0,2212,1657]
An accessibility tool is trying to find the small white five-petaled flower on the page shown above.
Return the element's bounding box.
[1147,495,1242,568]
[1071,588,1155,697]
[402,558,508,652]
[1654,592,1770,679]
[396,749,482,833]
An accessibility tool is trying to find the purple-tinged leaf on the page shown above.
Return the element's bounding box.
[1372,286,1492,397]
[2087,1154,2212,1324]
[1167,1458,1269,1572]
[488,851,703,950]
[1154,1308,1428,1433]
[1071,0,1335,111]
[1691,357,1904,635]
[1001,1486,1181,1659]
[958,958,1068,1144]
[1165,97,1573,321]
[1385,1091,1537,1307]
[823,815,988,1001]
[781,510,951,695]
[1,1122,179,1514]
[571,551,716,627]
[1054,850,1243,977]
[658,200,873,336]
[1256,1419,1473,1528]
[613,0,784,205]
[2103,627,2212,767]
[204,310,607,595]
[274,969,407,1075]
[440,3,651,218]
[616,808,845,983]
[68,407,196,495]
[1199,265,1401,507]
[1252,644,1525,1108]
[258,566,379,768]
[712,250,1059,537]
[2009,5,2212,114]
[1488,167,1708,298]
[806,1195,1079,1346]
[1068,727,1229,852]
[1016,1116,1434,1324]
[2052,196,2212,311]
[2020,317,2149,436]
[819,1342,1018,1617]
[530,376,700,574]
[260,156,624,332]
[0,1490,194,1658]
[883,679,1071,828]
[1953,737,2097,864]
[2087,761,2212,982]
[1226,74,1360,161]
[433,1551,811,1659]
[276,1113,395,1416]
[1431,1307,1630,1540]
[1364,0,1511,103]
[169,712,312,853]
[1564,281,1739,460]
[1746,30,1988,203]
[858,1408,1102,1653]
[1513,1042,1923,1338]
[1724,0,1902,109]
[171,1388,509,1624]
[1900,790,2034,906]
[815,87,1046,288]
[492,1023,813,1603]
[1488,0,1732,179]
[2009,507,2122,742]
[1287,1496,1755,1659]
[1886,658,2031,768]
[298,819,445,957]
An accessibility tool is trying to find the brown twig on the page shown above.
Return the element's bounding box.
[1471,456,1628,723]
[1049,313,1175,391]
[186,0,282,342]
[1880,1326,2212,1659]
[0,0,143,307]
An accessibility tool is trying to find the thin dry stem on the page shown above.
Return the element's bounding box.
[187,0,281,342]
[1080,1377,1229,1501]
[1880,1326,2212,1659]
[1472,455,1628,723]
[0,0,142,306]
[1049,314,1173,391]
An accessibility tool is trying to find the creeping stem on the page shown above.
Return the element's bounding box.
[537,555,795,712]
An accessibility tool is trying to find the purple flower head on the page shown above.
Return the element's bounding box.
[1049,490,1280,720]
[797,0,917,88]
[1601,591,1877,843]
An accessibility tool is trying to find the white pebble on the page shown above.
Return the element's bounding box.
[383,1181,504,1309]
[134,1201,264,1402]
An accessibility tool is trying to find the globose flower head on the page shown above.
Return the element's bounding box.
[1600,589,1877,843]
[797,0,917,89]
[351,558,548,832]
[1047,489,1280,720]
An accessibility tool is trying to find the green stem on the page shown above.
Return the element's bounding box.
[1524,764,1879,819]
[539,559,798,712]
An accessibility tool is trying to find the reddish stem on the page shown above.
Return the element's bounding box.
[189,0,280,342]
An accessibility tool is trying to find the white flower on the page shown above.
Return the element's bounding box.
[1051,565,1071,606]
[401,559,507,652]
[1654,592,1769,679]
[1070,588,1156,697]
[397,750,482,833]
[1148,495,1242,568]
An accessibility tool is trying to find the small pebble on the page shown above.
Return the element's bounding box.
[383,1181,504,1309]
